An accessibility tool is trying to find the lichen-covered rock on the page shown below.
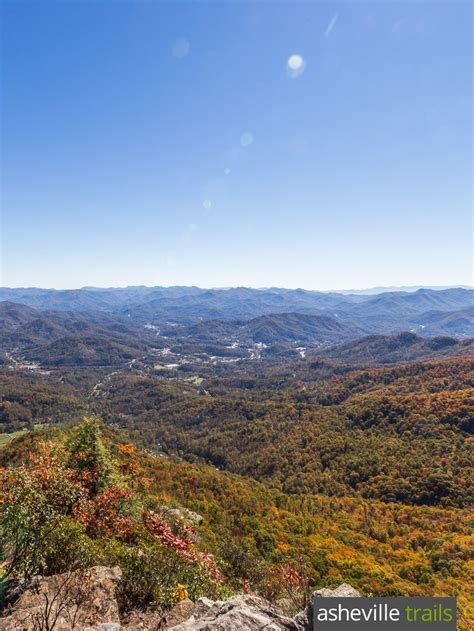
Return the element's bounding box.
[192,597,220,619]
[313,583,361,599]
[0,566,122,631]
[164,507,204,526]
[121,598,200,630]
[160,599,195,629]
[294,583,362,630]
[121,608,163,630]
[168,594,299,630]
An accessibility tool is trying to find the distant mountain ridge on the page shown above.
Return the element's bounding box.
[1,285,472,328]
[0,288,473,365]
[332,285,473,295]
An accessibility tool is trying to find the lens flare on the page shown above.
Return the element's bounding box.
[287,54,305,78]
[240,132,254,147]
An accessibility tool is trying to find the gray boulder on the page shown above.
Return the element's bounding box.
[294,583,362,630]
[168,594,300,630]
[313,584,361,599]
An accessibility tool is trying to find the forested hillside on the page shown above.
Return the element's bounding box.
[2,350,472,507]
[87,357,473,508]
[0,420,472,629]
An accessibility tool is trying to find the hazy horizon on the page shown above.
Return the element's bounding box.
[1,283,472,294]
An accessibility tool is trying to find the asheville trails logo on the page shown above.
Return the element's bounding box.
[313,597,456,630]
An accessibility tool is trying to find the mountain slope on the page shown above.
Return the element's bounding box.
[408,306,474,337]
[0,301,40,330]
[176,312,363,345]
[316,331,474,365]
[0,422,472,628]
[90,356,473,507]
[245,312,362,344]
[0,301,159,366]
[330,288,474,335]
[26,335,145,366]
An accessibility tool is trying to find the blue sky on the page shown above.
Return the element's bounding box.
[2,1,472,290]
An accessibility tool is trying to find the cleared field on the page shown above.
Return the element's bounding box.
[0,425,46,448]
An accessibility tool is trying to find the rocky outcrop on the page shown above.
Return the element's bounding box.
[168,594,299,630]
[313,584,361,598]
[162,507,204,527]
[121,599,194,630]
[0,566,122,631]
[294,583,362,630]
[0,566,361,631]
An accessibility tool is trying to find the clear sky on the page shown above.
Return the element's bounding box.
[1,1,472,290]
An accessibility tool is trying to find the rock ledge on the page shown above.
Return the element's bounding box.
[0,567,361,630]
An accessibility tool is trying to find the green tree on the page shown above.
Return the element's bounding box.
[66,416,118,496]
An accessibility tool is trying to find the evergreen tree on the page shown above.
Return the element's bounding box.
[67,416,118,495]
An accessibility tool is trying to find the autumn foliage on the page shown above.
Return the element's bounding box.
[0,418,225,611]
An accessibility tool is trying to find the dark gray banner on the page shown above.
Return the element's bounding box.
[313,597,456,630]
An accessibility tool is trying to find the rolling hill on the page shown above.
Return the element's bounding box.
[0,301,158,365]
[408,306,474,337]
[173,312,364,345]
[316,331,474,365]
